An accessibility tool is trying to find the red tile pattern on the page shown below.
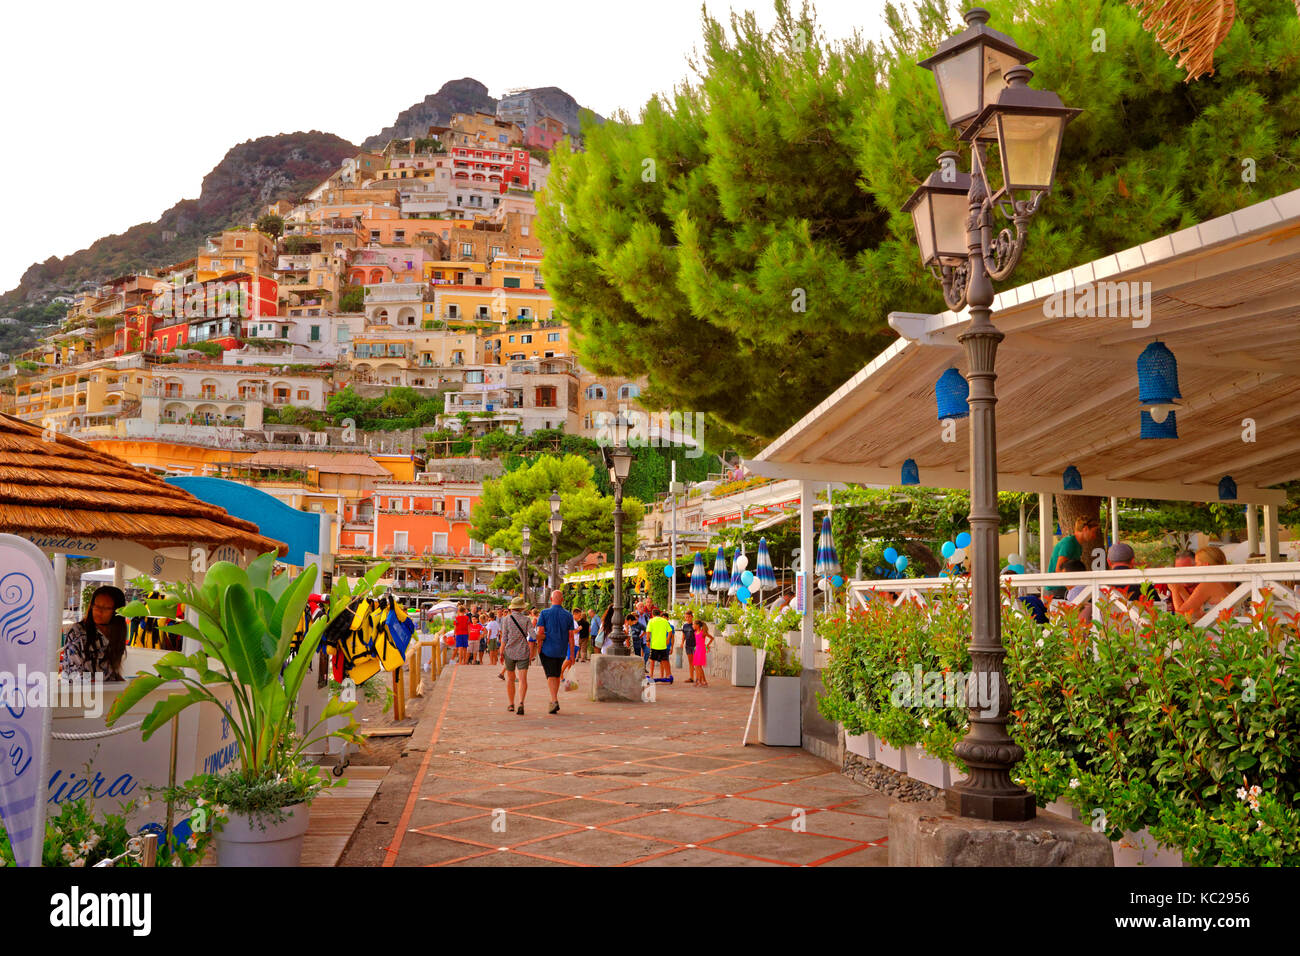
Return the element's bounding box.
[384,660,891,866]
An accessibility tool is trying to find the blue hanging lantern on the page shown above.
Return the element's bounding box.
[1140,409,1178,439]
[1137,341,1182,405]
[1063,465,1083,491]
[1218,476,1237,501]
[901,458,920,486]
[935,368,970,420]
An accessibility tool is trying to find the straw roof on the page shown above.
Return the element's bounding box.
[0,413,287,555]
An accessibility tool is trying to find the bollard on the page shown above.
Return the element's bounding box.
[392,668,405,721]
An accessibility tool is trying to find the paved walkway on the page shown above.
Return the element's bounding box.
[382,656,891,866]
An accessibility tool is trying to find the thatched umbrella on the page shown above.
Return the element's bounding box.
[0,413,286,557]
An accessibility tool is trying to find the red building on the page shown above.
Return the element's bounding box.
[118,274,277,355]
[450,146,532,194]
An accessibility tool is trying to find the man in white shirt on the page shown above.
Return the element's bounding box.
[486,609,503,666]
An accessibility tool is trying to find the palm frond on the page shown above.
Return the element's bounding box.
[1128,0,1236,81]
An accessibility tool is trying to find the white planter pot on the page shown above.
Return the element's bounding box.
[731,644,757,687]
[784,630,801,653]
[845,732,876,761]
[215,802,311,867]
[1045,797,1081,821]
[904,745,951,789]
[1112,827,1186,867]
[874,739,907,773]
[758,675,801,746]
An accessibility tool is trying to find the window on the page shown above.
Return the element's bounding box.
[297,388,309,401]
[466,370,484,383]
[519,249,529,256]
[507,335,515,343]
[490,246,503,257]
[619,384,641,399]
[503,277,520,289]
[310,325,320,342]
[586,385,606,399]
[370,231,381,241]
[234,239,244,249]
[535,386,556,408]
[547,332,560,342]
[469,539,485,556]
[447,305,459,319]
[544,351,554,358]
[280,326,289,338]
[388,498,402,510]
[432,532,447,553]
[455,497,470,515]
[393,531,408,552]
[521,225,530,236]
[520,334,532,344]
[356,533,369,548]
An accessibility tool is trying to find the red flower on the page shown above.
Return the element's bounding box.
[1210,674,1234,691]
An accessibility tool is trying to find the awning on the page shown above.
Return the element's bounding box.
[749,189,1300,506]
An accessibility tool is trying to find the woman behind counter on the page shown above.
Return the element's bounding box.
[62,585,128,682]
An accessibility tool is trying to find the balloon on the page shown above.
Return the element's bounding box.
[736,586,751,603]
[941,541,956,559]
[817,577,828,591]
[955,532,971,549]
[883,547,899,563]
[734,554,749,572]
[663,564,675,578]
[874,566,884,576]
[832,574,844,588]
[939,570,949,578]
[954,548,968,564]
[741,570,755,587]
[1010,564,1025,574]
[895,556,909,571]
[1008,553,1023,567]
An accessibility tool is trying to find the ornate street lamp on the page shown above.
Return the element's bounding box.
[907,8,1081,822]
[549,492,563,591]
[520,525,531,603]
[604,445,634,655]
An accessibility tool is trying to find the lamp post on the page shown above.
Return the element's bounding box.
[520,525,531,603]
[905,8,1080,822]
[548,492,562,592]
[605,445,634,655]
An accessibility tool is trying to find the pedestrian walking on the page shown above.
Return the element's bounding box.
[453,603,471,665]
[468,614,483,664]
[645,607,673,680]
[535,590,577,714]
[681,611,696,683]
[486,608,502,665]
[574,607,591,662]
[500,596,535,714]
[693,620,712,686]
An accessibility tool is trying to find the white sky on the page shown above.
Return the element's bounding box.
[0,0,894,296]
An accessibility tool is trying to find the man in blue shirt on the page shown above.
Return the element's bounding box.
[535,590,576,715]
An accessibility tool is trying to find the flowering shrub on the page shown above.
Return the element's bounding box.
[0,794,210,868]
[818,585,1300,865]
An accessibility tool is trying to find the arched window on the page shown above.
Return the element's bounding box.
[369,269,384,284]
[618,384,641,399]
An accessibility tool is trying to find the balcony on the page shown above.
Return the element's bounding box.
[383,546,416,557]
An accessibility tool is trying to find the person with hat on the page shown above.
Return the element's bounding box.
[63,585,128,681]
[500,596,536,714]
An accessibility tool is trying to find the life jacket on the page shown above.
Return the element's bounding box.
[127,590,184,651]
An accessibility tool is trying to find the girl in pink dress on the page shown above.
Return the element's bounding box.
[693,621,712,686]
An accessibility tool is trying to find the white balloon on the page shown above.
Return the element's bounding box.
[734,554,749,571]
[817,576,828,591]
[1008,553,1023,566]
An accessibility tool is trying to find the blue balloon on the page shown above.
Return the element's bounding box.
[883,547,899,563]
[874,566,884,576]
[939,570,950,578]
[1010,563,1025,574]
[741,570,755,587]
[941,541,956,559]
[895,556,909,571]
[736,586,751,603]
[832,574,844,588]
[663,564,676,578]
[955,532,971,549]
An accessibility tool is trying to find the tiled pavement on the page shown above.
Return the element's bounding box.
[383,656,893,866]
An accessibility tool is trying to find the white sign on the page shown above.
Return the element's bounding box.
[0,534,59,867]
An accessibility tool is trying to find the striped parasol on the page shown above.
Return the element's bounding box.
[690,552,709,600]
[710,545,729,592]
[815,515,841,579]
[753,537,777,592]
[728,548,742,594]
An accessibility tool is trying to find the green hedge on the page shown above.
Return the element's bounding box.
[817,587,1300,865]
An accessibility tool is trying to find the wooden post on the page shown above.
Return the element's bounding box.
[1246,505,1260,556]
[392,668,405,721]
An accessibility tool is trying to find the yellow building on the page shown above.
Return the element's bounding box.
[480,321,569,364]
[196,230,277,282]
[12,358,152,433]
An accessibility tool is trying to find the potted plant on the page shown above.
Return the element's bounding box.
[756,630,802,746]
[107,554,383,866]
[727,605,757,687]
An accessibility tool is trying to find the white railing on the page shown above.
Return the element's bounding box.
[847,562,1300,631]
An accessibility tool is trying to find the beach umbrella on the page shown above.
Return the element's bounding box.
[815,515,841,578]
[690,552,708,601]
[710,545,729,592]
[753,537,777,592]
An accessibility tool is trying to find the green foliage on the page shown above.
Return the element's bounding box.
[538,0,1300,452]
[471,454,645,582]
[326,384,444,431]
[184,340,225,358]
[262,404,330,430]
[818,586,1300,864]
[0,792,209,868]
[255,214,284,239]
[107,557,389,818]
